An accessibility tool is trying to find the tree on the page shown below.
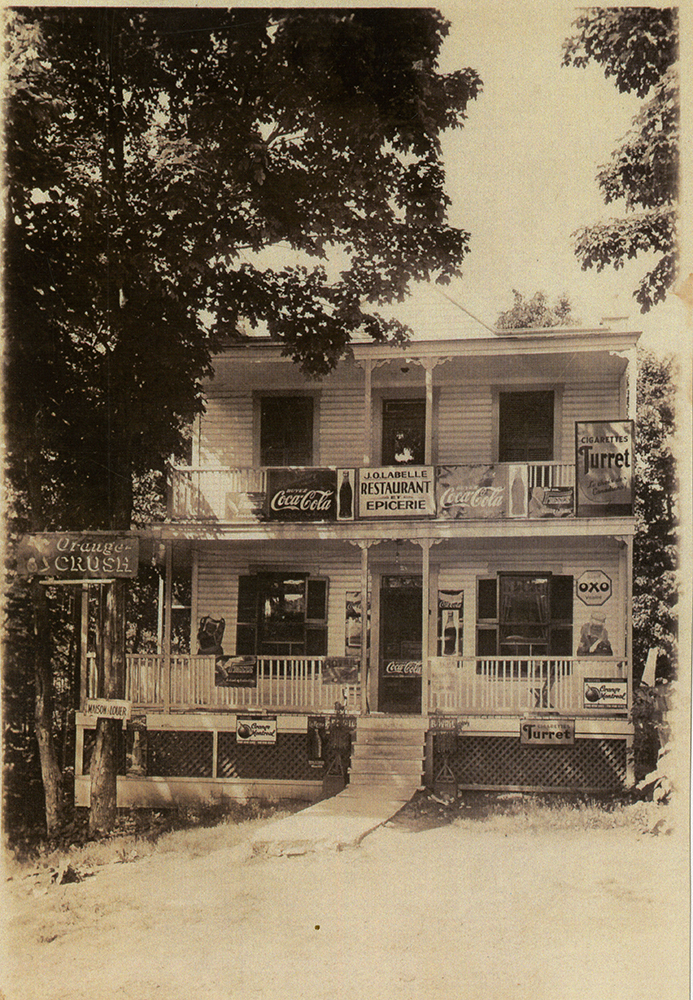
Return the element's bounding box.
[562,8,679,312]
[5,8,482,834]
[632,350,678,681]
[495,290,576,329]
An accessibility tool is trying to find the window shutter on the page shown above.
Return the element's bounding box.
[306,577,328,622]
[236,575,257,655]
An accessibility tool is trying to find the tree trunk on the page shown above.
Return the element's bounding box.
[88,578,126,836]
[31,580,64,837]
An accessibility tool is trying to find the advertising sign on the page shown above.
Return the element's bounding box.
[583,678,628,710]
[436,465,507,519]
[575,421,634,516]
[16,533,139,579]
[266,469,337,521]
[84,699,132,721]
[528,487,575,518]
[576,570,612,606]
[322,657,360,684]
[236,716,277,744]
[520,718,575,745]
[224,492,265,522]
[384,660,423,677]
[358,466,435,518]
[215,656,257,688]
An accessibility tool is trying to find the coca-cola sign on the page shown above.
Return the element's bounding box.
[266,469,337,521]
[436,465,507,519]
[385,660,423,676]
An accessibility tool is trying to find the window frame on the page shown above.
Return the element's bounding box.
[475,572,574,664]
[236,572,329,657]
[254,391,320,468]
[492,385,563,463]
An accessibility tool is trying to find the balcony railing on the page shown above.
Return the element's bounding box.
[88,654,628,716]
[168,462,576,522]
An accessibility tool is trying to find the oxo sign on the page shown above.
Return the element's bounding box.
[577,570,612,606]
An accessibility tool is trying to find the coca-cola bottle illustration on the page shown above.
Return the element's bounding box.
[338,471,353,519]
[443,610,457,655]
[511,469,525,516]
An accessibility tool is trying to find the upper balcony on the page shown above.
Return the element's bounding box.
[167,458,631,525]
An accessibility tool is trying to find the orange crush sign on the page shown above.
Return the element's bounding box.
[16,533,139,579]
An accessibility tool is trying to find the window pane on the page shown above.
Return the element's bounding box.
[382,399,425,465]
[498,391,554,462]
[500,575,550,624]
[260,397,313,466]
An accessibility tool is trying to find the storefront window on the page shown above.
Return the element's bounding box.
[476,573,573,661]
[236,572,328,656]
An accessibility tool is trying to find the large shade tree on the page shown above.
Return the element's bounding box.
[5,7,481,834]
[562,7,678,312]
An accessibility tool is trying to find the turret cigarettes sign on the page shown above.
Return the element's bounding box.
[575,421,634,516]
[17,533,139,578]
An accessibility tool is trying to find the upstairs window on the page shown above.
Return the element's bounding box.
[236,572,328,657]
[260,396,313,466]
[498,390,554,462]
[382,399,425,465]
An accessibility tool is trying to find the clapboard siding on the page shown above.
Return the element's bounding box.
[437,386,493,463]
[320,389,364,467]
[200,391,254,467]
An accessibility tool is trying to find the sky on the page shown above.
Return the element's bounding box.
[382,1,686,353]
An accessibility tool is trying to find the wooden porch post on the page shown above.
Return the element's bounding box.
[80,582,89,710]
[363,359,373,466]
[163,540,173,713]
[359,541,370,715]
[424,364,434,466]
[419,539,432,716]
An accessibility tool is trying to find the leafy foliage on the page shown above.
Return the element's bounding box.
[495,290,576,329]
[562,8,678,311]
[632,351,677,680]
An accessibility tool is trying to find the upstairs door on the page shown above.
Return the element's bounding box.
[379,577,422,714]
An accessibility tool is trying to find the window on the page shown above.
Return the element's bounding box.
[476,573,573,659]
[236,573,328,656]
[382,399,425,465]
[260,396,313,466]
[498,391,554,462]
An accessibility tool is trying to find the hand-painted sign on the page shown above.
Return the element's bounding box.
[84,699,132,720]
[236,716,277,744]
[322,657,360,685]
[577,570,612,606]
[528,487,575,518]
[215,656,257,687]
[583,678,628,710]
[358,466,435,518]
[575,421,634,516]
[520,718,575,745]
[17,533,139,579]
[436,465,507,519]
[266,469,337,521]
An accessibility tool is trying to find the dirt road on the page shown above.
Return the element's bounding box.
[4,815,688,1000]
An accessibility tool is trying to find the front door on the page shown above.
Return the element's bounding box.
[379,578,422,714]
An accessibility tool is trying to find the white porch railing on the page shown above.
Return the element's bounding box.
[429,657,628,715]
[114,655,357,712]
[168,462,576,521]
[83,653,628,716]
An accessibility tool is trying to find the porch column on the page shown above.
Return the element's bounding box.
[424,364,434,465]
[618,535,634,710]
[363,359,373,466]
[163,540,173,713]
[359,541,370,715]
[415,538,438,716]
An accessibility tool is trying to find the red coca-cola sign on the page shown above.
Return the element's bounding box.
[266,469,337,521]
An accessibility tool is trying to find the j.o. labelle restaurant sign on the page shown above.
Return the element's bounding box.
[16,533,139,579]
[359,466,435,518]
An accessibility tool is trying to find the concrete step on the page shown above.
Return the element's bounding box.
[352,743,423,760]
[349,759,423,777]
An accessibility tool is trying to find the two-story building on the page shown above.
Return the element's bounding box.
[75,320,640,808]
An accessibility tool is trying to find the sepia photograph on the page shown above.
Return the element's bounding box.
[3,3,690,998]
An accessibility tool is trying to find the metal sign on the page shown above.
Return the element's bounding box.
[583,679,628,710]
[236,716,277,744]
[384,660,423,676]
[266,468,337,521]
[520,718,575,745]
[359,466,435,518]
[322,657,359,684]
[436,464,506,519]
[17,533,139,579]
[215,656,257,688]
[577,570,612,606]
[575,421,634,516]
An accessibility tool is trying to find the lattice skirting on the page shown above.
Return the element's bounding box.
[83,728,341,781]
[432,735,627,791]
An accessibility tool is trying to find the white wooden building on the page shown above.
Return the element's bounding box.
[75,321,640,807]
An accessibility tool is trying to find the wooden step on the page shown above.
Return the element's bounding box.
[349,759,423,777]
[348,773,421,790]
[352,743,423,760]
[355,730,425,745]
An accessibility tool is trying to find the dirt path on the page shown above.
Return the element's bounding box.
[3,818,688,1000]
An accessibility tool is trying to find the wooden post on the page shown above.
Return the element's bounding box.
[419,539,432,716]
[363,359,373,466]
[360,541,370,715]
[163,541,173,713]
[80,582,89,710]
[425,365,434,466]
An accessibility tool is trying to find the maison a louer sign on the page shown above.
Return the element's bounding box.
[16,533,140,579]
